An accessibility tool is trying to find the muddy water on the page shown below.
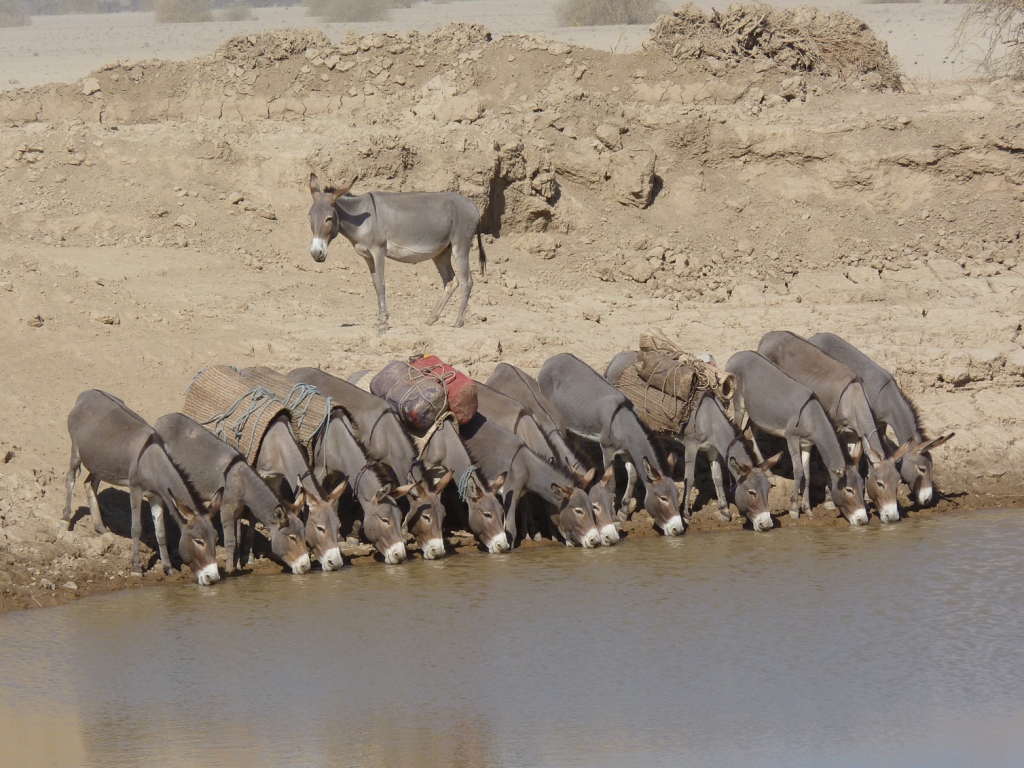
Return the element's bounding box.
[3,510,1024,768]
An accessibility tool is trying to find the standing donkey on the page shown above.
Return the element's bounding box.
[64,390,221,585]
[605,351,780,532]
[725,352,868,526]
[808,332,953,505]
[307,173,486,332]
[538,354,683,536]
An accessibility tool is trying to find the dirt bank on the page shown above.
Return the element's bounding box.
[2,14,1023,612]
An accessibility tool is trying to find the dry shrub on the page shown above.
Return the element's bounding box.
[650,3,903,90]
[154,0,212,21]
[219,0,252,19]
[0,0,30,26]
[306,0,389,22]
[556,0,665,26]
[954,0,1024,78]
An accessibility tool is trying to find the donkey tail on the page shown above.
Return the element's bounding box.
[477,231,487,279]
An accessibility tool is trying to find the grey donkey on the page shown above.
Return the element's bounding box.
[538,353,684,536]
[757,331,904,523]
[459,413,601,548]
[63,390,221,585]
[251,414,346,571]
[346,368,510,554]
[308,173,486,332]
[484,362,586,476]
[725,352,868,526]
[154,413,312,575]
[808,332,954,506]
[606,351,780,532]
[287,367,452,560]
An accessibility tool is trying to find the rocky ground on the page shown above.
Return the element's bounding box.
[2,10,1023,612]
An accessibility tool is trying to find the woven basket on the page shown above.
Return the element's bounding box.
[182,366,289,464]
[239,366,346,455]
[616,365,690,435]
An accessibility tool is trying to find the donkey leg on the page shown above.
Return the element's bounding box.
[503,492,518,546]
[708,448,732,521]
[85,473,108,534]
[786,436,803,520]
[800,448,813,517]
[129,485,145,575]
[682,440,697,521]
[363,252,390,332]
[63,442,81,528]
[451,242,474,328]
[148,494,174,575]
[426,247,457,326]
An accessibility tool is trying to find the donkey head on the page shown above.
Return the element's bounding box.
[358,479,411,565]
[268,495,312,574]
[730,452,780,532]
[308,172,356,263]
[551,472,601,549]
[464,471,509,553]
[898,433,954,506]
[403,470,453,561]
[300,479,346,571]
[859,441,905,524]
[170,488,222,586]
[827,464,868,526]
[587,465,620,546]
[641,455,684,536]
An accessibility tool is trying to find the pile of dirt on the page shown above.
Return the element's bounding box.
[649,2,903,91]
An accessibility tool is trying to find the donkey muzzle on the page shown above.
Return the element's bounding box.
[196,563,221,586]
[310,238,329,262]
[599,524,620,546]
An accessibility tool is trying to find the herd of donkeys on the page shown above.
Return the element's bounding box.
[61,330,954,586]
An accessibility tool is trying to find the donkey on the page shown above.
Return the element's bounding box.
[154,413,311,575]
[63,390,221,585]
[347,369,510,554]
[605,352,779,532]
[587,466,621,545]
[808,332,954,505]
[308,173,486,332]
[757,331,904,523]
[484,362,586,475]
[725,352,868,525]
[474,382,565,466]
[287,367,451,560]
[460,413,601,548]
[251,414,345,570]
[538,354,683,536]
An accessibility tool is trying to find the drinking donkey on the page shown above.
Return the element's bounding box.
[808,332,953,506]
[459,413,601,548]
[240,368,409,565]
[347,369,510,554]
[63,390,221,585]
[307,173,486,332]
[725,352,868,525]
[605,351,780,532]
[287,367,452,560]
[154,413,311,575]
[538,353,684,536]
[756,331,904,523]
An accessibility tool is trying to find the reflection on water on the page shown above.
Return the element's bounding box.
[2,511,1024,768]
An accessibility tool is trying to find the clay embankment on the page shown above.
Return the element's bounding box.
[1,12,1023,611]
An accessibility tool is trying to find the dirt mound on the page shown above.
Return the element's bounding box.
[650,2,902,91]
[215,27,335,66]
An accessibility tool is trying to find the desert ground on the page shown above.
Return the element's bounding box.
[1,1,1023,611]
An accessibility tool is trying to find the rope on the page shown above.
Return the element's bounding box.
[457,465,478,502]
[381,362,451,423]
[281,382,334,476]
[352,463,373,500]
[198,386,282,461]
[412,410,459,460]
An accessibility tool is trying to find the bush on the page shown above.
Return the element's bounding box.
[555,0,665,26]
[219,0,252,19]
[955,0,1024,78]
[306,0,389,22]
[0,0,30,26]
[154,0,212,22]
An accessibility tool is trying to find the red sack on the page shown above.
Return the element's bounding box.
[409,355,479,425]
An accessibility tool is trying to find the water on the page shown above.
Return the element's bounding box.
[3,510,1024,768]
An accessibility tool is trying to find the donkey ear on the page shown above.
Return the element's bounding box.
[759,452,782,473]
[169,492,196,524]
[287,488,306,514]
[921,432,954,452]
[490,472,507,494]
[330,176,356,202]
[582,466,596,488]
[891,440,914,463]
[433,468,455,494]
[601,464,615,485]
[327,479,348,504]
[390,482,415,500]
[309,172,322,197]
[550,482,572,501]
[850,440,864,465]
[272,506,288,526]
[729,456,752,477]
[642,457,660,482]
[665,452,677,473]
[205,488,224,518]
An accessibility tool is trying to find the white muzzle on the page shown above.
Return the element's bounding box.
[752,512,773,532]
[600,524,620,546]
[197,563,220,586]
[486,534,510,554]
[383,542,407,565]
[662,516,685,537]
[421,538,446,560]
[582,530,601,549]
[849,508,869,527]
[916,484,933,506]
[290,553,312,574]
[310,238,328,262]
[321,547,343,571]
[879,503,900,524]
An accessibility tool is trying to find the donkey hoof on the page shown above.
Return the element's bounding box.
[453,318,465,328]
[162,565,173,576]
[93,523,108,535]
[789,509,800,520]
[425,316,438,326]
[132,567,144,577]
[718,509,732,523]
[616,508,631,523]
